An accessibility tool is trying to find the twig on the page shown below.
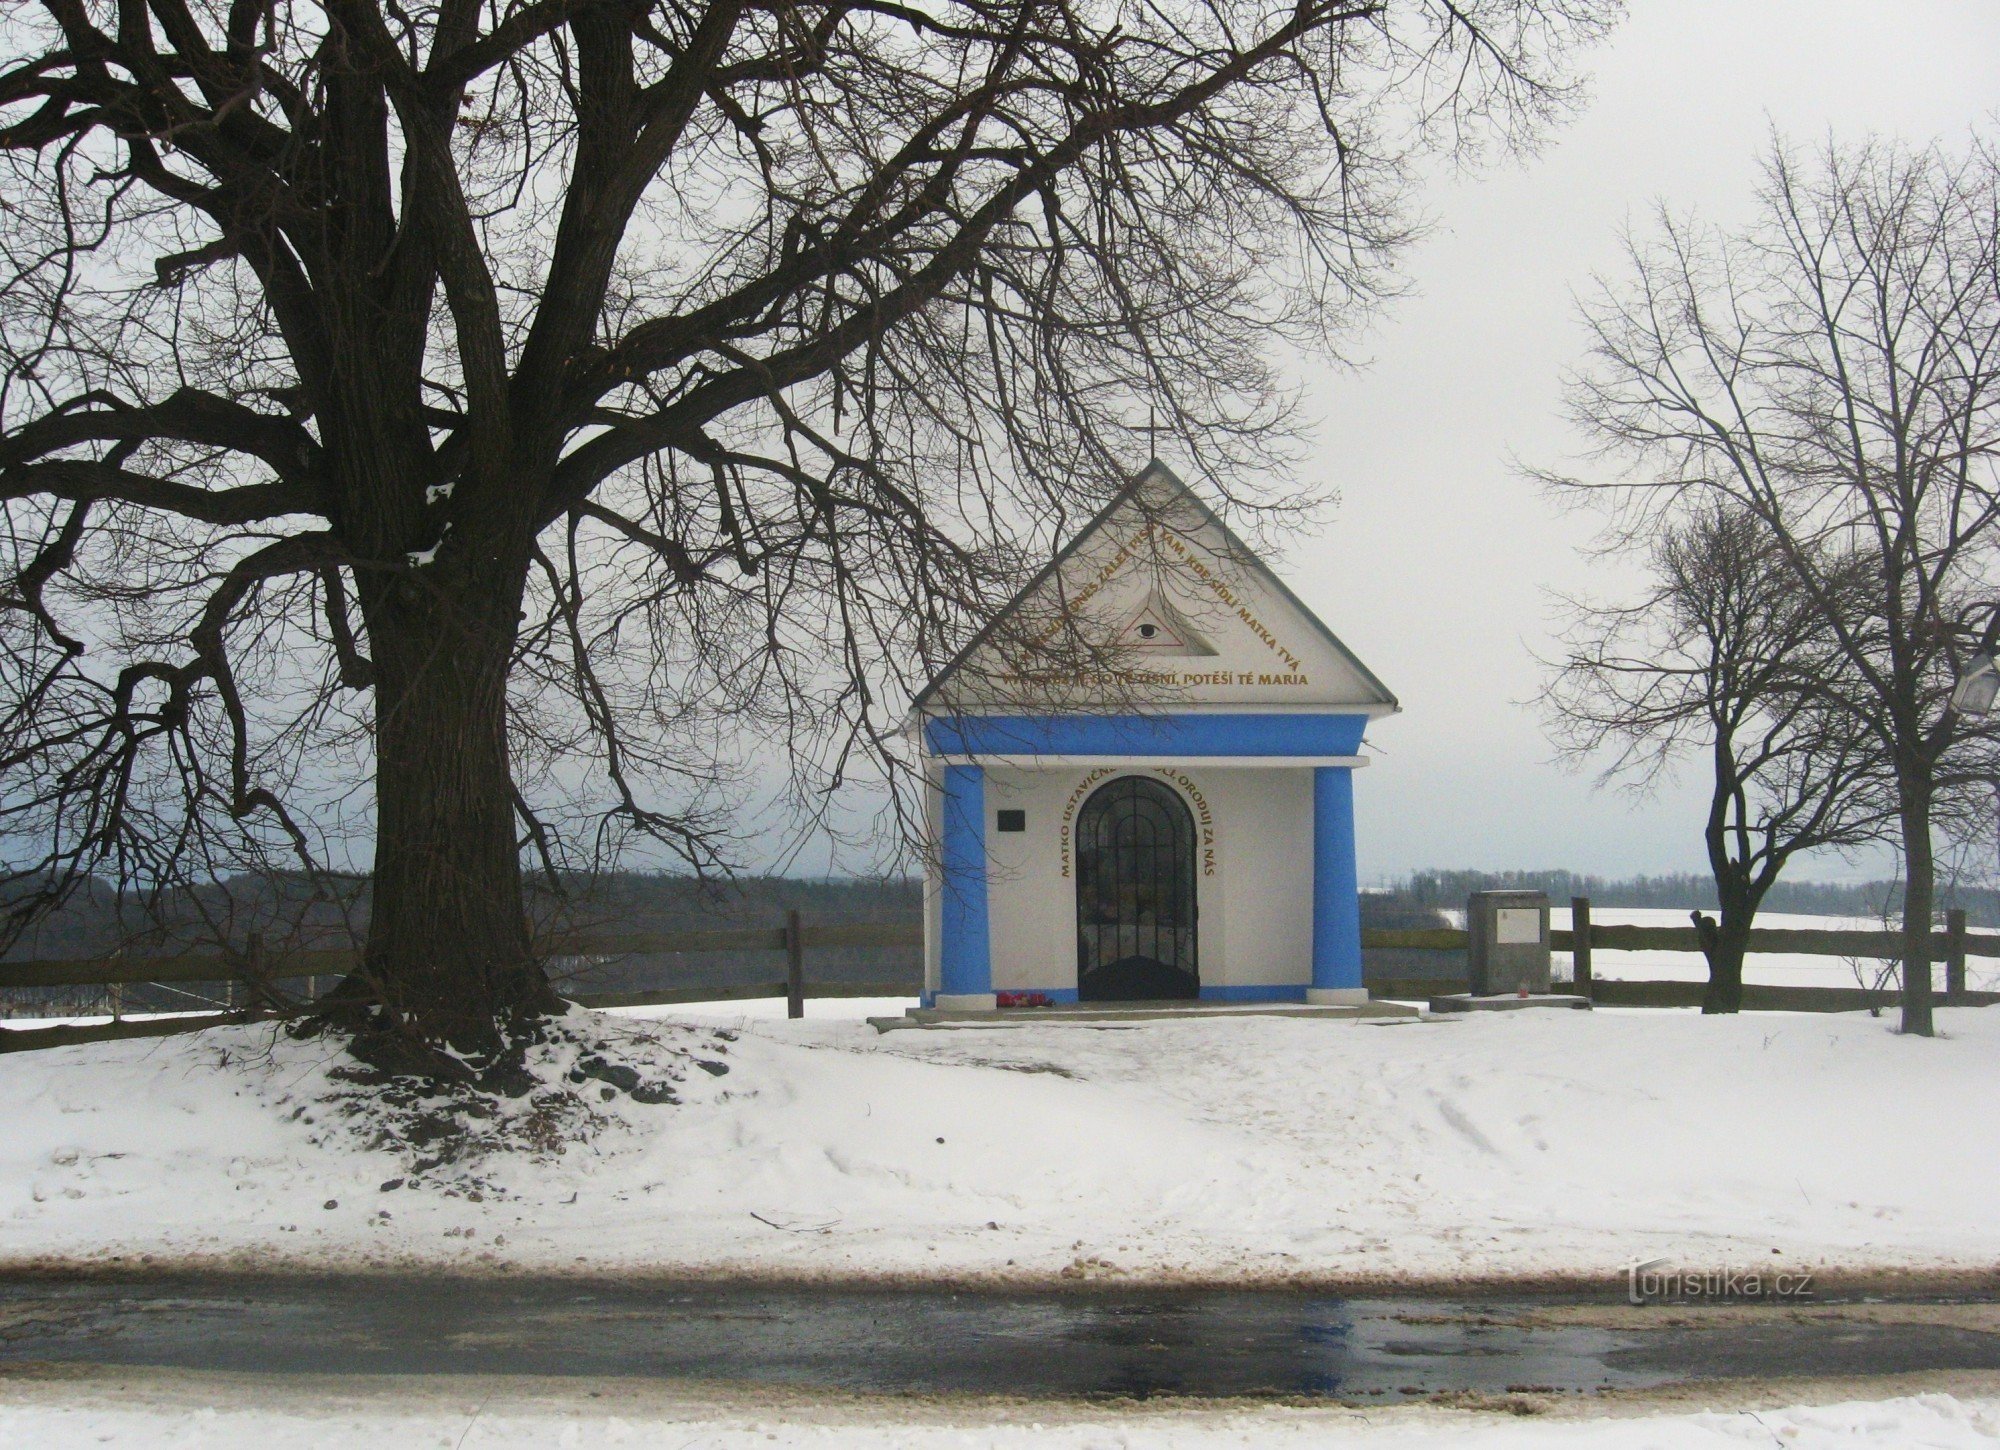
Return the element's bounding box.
[749,1211,839,1233]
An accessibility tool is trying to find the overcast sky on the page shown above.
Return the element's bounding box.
[1262,0,2000,884]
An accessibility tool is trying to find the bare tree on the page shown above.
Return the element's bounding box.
[1545,503,1894,1012]
[0,1,1616,1069]
[1542,131,2000,1036]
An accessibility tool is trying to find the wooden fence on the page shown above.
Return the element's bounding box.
[1366,900,2000,1011]
[0,914,923,1054]
[5,897,1998,1053]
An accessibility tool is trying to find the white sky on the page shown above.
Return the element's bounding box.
[1267,0,2000,884]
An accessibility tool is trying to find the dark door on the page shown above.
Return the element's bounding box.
[1075,775,1199,1000]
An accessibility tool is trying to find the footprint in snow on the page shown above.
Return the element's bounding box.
[1435,1098,1500,1155]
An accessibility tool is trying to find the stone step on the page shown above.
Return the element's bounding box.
[1426,992,1594,1013]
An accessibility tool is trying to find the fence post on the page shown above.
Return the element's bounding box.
[785,908,805,1019]
[1946,908,1967,1004]
[1571,896,1593,999]
[243,931,268,1013]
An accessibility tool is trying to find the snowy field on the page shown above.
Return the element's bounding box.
[2,1377,1998,1449]
[4,998,1999,1285]
[1430,906,2000,993]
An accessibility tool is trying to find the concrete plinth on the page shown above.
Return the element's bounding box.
[933,992,998,1012]
[1467,890,1552,995]
[1427,992,1593,1014]
[1306,986,1370,1006]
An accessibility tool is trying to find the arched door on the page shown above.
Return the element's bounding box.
[1075,775,1199,1000]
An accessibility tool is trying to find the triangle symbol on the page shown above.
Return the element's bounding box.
[1117,588,1217,657]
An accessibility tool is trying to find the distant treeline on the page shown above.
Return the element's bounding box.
[530,873,924,1000]
[2,870,921,960]
[1384,870,2000,927]
[1,871,925,1015]
[10,866,1990,969]
[533,872,921,934]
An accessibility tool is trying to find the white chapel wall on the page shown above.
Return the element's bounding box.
[979,764,1314,993]
[1207,768,1314,986]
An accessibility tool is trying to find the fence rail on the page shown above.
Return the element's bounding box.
[0,919,924,1053]
[1368,898,1993,1010]
[0,920,929,996]
[1362,922,2000,959]
[4,900,1996,1053]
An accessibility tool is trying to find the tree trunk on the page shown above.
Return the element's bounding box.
[1698,759,1758,1014]
[352,556,556,1060]
[1693,907,1750,1014]
[1897,786,1936,1037]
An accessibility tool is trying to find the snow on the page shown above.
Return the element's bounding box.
[406,521,451,566]
[4,1000,1999,1284]
[1542,907,2000,992]
[2,1382,1997,1448]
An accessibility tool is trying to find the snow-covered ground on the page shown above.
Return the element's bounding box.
[4,998,1998,1284]
[3,1360,2000,1448]
[2,1376,1998,1448]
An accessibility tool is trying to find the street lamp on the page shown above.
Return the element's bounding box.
[1950,652,2000,718]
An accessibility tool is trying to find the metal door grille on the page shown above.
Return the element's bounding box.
[1075,775,1198,999]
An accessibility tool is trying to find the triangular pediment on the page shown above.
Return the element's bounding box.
[916,461,1397,714]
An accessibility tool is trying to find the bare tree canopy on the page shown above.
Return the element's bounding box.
[1544,503,1896,1012]
[1542,129,2000,1036]
[0,0,1616,1066]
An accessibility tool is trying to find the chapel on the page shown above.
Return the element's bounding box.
[914,460,1397,1007]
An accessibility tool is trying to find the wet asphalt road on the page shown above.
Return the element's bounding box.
[3,1274,1999,1401]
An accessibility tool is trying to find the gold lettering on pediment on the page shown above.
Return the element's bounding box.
[991,669,1310,691]
[998,521,1312,692]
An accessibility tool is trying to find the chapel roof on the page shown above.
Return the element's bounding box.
[913,459,1398,715]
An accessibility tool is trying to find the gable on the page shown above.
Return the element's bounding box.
[917,462,1396,714]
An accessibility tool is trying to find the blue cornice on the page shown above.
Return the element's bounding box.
[923,712,1367,758]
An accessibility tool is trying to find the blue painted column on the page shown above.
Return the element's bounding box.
[1310,766,1367,1004]
[937,763,994,1006]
